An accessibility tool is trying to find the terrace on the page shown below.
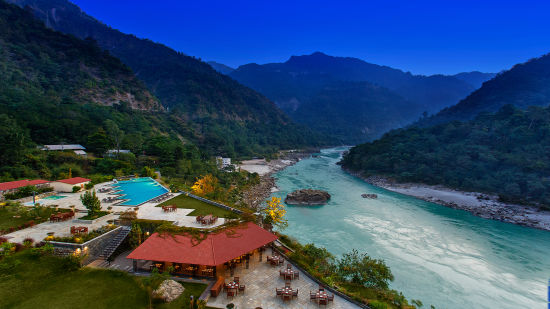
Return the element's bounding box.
[208,246,358,308]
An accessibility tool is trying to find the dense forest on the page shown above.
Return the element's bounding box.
[418,53,550,127]
[8,0,326,157]
[229,52,494,143]
[341,105,550,208]
[0,1,261,206]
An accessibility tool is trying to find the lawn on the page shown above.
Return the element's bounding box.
[0,204,71,233]
[157,195,234,218]
[0,250,209,309]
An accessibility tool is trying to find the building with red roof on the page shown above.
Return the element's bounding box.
[127,222,277,277]
[0,179,51,198]
[52,177,91,193]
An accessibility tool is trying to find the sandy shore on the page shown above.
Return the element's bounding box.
[239,151,312,209]
[357,175,550,231]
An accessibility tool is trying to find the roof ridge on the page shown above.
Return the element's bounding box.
[210,237,216,265]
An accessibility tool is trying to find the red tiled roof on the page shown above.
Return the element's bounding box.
[55,177,91,185]
[0,179,50,192]
[127,222,278,266]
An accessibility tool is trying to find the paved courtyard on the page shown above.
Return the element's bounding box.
[4,182,224,243]
[3,211,114,243]
[207,247,359,309]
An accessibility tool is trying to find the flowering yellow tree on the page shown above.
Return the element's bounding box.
[262,196,288,229]
[191,174,217,196]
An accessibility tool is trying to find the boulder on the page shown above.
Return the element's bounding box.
[154,279,185,302]
[285,189,330,205]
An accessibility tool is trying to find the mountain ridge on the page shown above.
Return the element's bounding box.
[9,0,326,156]
[229,51,494,143]
[417,53,550,127]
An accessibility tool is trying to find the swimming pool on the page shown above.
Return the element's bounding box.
[41,195,67,200]
[111,177,168,206]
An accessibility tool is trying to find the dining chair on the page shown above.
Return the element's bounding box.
[310,291,317,300]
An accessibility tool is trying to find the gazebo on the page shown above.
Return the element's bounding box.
[127,222,277,277]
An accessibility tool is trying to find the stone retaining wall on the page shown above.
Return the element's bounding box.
[49,226,125,264]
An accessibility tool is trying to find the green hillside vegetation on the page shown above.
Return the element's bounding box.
[292,82,414,143]
[0,250,208,309]
[419,53,550,127]
[0,2,261,207]
[341,105,550,208]
[9,0,326,156]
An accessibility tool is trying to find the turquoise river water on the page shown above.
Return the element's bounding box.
[270,147,550,309]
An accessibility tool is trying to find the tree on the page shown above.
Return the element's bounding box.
[87,128,110,155]
[129,221,142,248]
[191,174,217,196]
[80,190,101,215]
[0,115,28,165]
[105,120,125,156]
[140,268,170,309]
[337,249,394,289]
[262,196,288,230]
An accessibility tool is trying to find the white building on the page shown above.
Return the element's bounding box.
[51,177,91,193]
[216,157,232,169]
[41,144,87,156]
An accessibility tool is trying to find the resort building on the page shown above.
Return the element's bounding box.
[127,222,277,278]
[215,156,232,169]
[0,179,51,199]
[106,149,132,157]
[51,177,91,192]
[41,144,87,156]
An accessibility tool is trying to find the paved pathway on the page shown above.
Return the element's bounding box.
[207,248,359,309]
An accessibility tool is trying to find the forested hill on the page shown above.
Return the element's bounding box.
[0,0,169,146]
[341,105,550,208]
[8,0,326,156]
[0,1,159,111]
[228,52,493,143]
[418,53,550,127]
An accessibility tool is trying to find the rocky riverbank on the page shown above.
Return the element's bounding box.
[240,150,314,209]
[348,172,550,231]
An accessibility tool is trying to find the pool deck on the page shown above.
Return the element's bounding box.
[3,181,226,243]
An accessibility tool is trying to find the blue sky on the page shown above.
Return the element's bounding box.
[72,0,550,75]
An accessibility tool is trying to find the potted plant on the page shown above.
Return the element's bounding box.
[226,304,235,309]
[107,206,113,213]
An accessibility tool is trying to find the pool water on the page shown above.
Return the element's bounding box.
[111,177,168,206]
[41,195,67,200]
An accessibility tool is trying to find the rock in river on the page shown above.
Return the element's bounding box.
[285,189,331,205]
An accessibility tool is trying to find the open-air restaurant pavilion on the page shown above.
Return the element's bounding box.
[127,222,278,278]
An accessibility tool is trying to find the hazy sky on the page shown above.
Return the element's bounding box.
[71,0,550,75]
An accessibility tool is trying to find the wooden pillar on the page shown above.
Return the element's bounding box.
[132,260,137,272]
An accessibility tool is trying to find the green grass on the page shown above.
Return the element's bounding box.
[0,250,208,309]
[157,195,234,218]
[79,211,109,221]
[0,204,71,232]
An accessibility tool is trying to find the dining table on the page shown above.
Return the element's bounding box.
[315,290,328,299]
[202,214,213,224]
[281,268,296,280]
[270,255,283,265]
[227,281,239,291]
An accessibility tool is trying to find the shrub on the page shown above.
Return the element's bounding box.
[369,300,388,309]
[23,238,34,247]
[72,186,81,193]
[60,254,83,271]
[85,183,94,190]
[14,243,24,252]
[0,237,8,244]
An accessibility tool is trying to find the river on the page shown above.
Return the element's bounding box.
[270,147,550,309]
